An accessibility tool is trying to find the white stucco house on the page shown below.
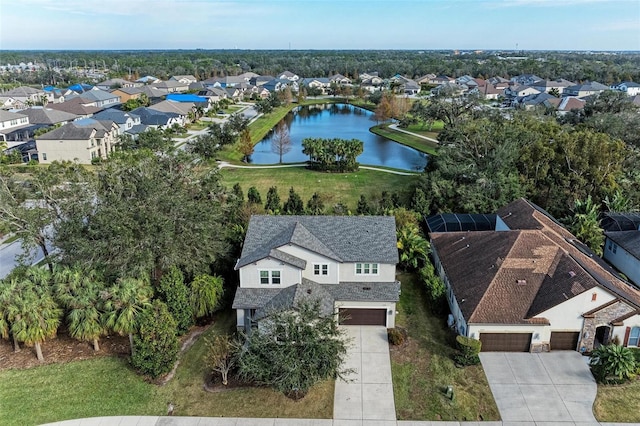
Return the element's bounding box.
[611,81,640,97]
[232,215,400,332]
[427,199,640,353]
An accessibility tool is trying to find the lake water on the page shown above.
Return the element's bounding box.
[249,104,428,171]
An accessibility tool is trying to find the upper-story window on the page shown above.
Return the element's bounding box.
[259,270,281,285]
[313,264,328,276]
[355,263,378,275]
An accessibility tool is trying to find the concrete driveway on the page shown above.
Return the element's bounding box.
[480,352,598,424]
[333,326,396,423]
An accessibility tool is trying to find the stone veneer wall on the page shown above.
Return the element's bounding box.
[580,300,635,351]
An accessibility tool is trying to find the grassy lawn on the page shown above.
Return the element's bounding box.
[0,311,334,425]
[406,121,444,133]
[391,272,500,421]
[220,167,417,211]
[594,379,640,422]
[371,124,439,156]
[187,121,209,131]
[2,234,19,245]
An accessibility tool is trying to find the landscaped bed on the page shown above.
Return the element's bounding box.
[391,272,500,421]
[0,311,334,426]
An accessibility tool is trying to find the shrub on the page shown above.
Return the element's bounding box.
[131,300,180,378]
[388,327,407,346]
[157,266,194,335]
[189,274,224,319]
[589,344,636,384]
[454,335,482,366]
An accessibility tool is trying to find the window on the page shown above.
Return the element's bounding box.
[314,264,329,276]
[355,263,378,275]
[612,243,618,254]
[630,327,640,347]
[41,153,47,161]
[259,270,281,285]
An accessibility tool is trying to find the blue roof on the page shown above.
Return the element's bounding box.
[166,94,208,103]
[68,83,93,93]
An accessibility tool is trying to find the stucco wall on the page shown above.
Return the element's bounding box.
[612,313,640,347]
[36,138,97,164]
[338,262,395,282]
[276,244,340,284]
[239,257,301,288]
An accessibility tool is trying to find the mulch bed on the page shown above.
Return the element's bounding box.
[0,324,210,372]
[0,329,130,371]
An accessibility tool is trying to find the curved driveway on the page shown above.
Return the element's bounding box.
[480,351,599,424]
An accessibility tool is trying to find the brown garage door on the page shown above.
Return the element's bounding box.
[480,333,532,352]
[550,332,580,351]
[339,308,387,326]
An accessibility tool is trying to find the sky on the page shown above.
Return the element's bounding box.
[1,0,639,51]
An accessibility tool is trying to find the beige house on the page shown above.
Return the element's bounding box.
[428,199,640,353]
[35,119,118,164]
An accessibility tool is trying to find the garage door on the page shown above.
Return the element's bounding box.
[480,333,532,352]
[550,332,580,351]
[338,308,387,326]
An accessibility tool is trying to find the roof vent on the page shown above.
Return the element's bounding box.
[362,286,371,291]
[516,279,527,285]
[306,289,312,294]
[568,271,576,278]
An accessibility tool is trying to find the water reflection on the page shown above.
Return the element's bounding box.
[250,104,428,171]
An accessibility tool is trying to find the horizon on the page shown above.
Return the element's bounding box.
[1,0,639,51]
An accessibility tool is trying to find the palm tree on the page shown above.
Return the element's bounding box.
[102,277,153,355]
[0,279,20,352]
[54,267,106,351]
[10,278,62,361]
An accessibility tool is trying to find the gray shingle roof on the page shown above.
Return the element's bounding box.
[269,248,307,269]
[605,231,640,260]
[232,288,282,309]
[232,278,400,319]
[18,107,77,125]
[236,215,398,269]
[322,281,401,302]
[255,280,336,320]
[36,123,96,140]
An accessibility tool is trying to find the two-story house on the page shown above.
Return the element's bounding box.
[35,119,119,164]
[0,110,31,147]
[232,216,400,332]
[611,81,640,97]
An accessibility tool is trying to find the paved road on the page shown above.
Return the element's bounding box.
[0,234,54,278]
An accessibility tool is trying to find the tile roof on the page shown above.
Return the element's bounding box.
[236,215,398,269]
[431,198,640,325]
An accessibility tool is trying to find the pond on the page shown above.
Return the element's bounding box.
[249,104,428,171]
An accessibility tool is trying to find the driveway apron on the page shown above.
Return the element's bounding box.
[333,326,397,423]
[480,352,598,424]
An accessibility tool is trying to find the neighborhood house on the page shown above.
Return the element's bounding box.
[232,215,400,332]
[428,198,640,353]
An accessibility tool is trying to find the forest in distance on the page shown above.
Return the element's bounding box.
[2,49,640,86]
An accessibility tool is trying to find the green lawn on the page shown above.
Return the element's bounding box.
[220,166,417,211]
[594,379,640,422]
[370,124,439,155]
[406,121,445,133]
[391,272,500,421]
[0,311,334,425]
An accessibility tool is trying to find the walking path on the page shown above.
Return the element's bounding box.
[216,161,419,176]
[387,124,440,144]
